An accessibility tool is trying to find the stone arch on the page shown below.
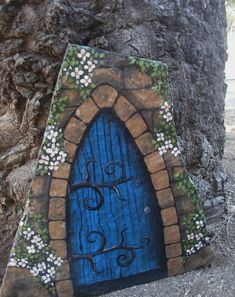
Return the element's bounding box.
[48,84,184,293]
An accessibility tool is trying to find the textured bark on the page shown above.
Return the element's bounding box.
[0,0,227,285]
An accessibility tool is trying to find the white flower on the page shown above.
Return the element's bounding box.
[84,60,96,73]
[196,220,204,228]
[18,258,28,268]
[27,245,36,254]
[187,233,194,240]
[23,228,35,240]
[8,258,17,267]
[77,49,86,58]
[158,145,167,155]
[205,236,210,242]
[160,102,171,114]
[163,112,173,122]
[171,147,180,156]
[156,133,164,142]
[80,75,92,87]
[164,140,173,149]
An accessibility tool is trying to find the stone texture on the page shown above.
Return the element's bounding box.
[144,151,165,173]
[114,96,136,122]
[161,207,178,226]
[123,88,163,109]
[156,188,175,209]
[151,170,170,190]
[123,65,152,89]
[0,267,50,297]
[31,175,50,198]
[135,132,155,155]
[56,280,74,297]
[75,97,99,124]
[165,243,182,259]
[49,179,68,197]
[52,162,71,179]
[56,259,70,281]
[64,140,77,163]
[64,117,86,144]
[167,257,185,275]
[164,225,181,244]
[92,85,118,108]
[184,245,212,272]
[92,67,124,89]
[175,195,194,215]
[48,198,66,220]
[50,240,67,258]
[49,221,66,240]
[125,113,148,138]
[60,89,81,106]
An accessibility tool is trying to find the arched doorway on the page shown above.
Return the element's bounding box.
[67,110,167,296]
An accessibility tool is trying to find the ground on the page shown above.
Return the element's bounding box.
[103,82,235,297]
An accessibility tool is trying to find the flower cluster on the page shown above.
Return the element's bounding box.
[38,124,67,175]
[152,101,181,157]
[8,219,63,291]
[155,131,180,156]
[183,212,210,258]
[159,101,173,122]
[63,48,99,91]
[62,46,106,99]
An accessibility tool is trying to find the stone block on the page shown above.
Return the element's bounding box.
[75,97,99,124]
[0,267,50,297]
[123,88,163,110]
[113,96,136,122]
[63,140,77,163]
[92,67,124,89]
[92,85,118,108]
[135,132,155,155]
[144,151,165,173]
[151,170,170,190]
[64,117,86,144]
[49,221,66,240]
[31,175,50,198]
[165,243,182,259]
[52,162,71,179]
[56,280,74,297]
[49,179,68,197]
[56,259,70,281]
[167,257,184,275]
[156,188,175,209]
[123,65,152,89]
[125,113,148,138]
[175,194,194,215]
[60,89,81,106]
[48,198,66,220]
[50,240,67,258]
[161,207,178,226]
[184,245,212,272]
[164,225,181,244]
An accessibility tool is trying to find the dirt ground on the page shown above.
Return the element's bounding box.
[103,87,235,297]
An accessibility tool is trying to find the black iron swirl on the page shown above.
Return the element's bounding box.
[70,160,131,210]
[71,229,150,273]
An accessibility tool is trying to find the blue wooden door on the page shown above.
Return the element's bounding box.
[68,110,166,296]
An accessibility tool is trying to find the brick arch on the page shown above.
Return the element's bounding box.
[48,84,184,293]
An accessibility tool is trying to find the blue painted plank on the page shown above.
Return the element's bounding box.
[68,110,166,293]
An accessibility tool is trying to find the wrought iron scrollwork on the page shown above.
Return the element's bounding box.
[71,229,150,274]
[70,160,131,210]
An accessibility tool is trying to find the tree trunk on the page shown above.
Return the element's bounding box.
[0,0,227,284]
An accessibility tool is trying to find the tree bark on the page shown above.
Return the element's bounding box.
[0,0,227,284]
